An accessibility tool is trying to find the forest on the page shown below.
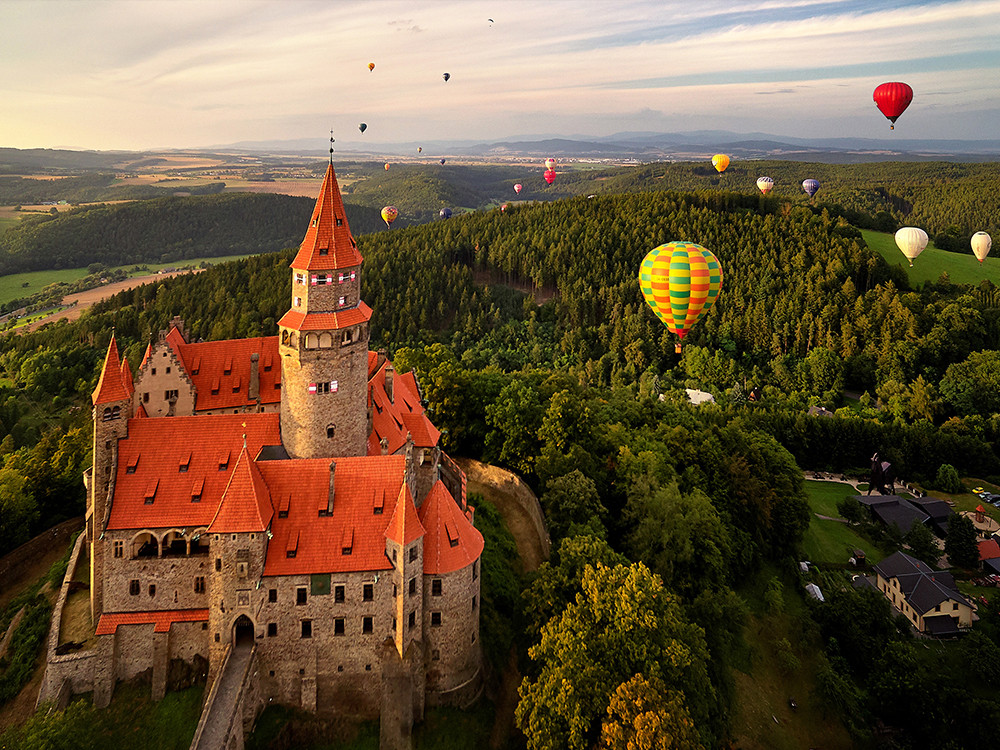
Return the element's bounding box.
[0,170,999,748]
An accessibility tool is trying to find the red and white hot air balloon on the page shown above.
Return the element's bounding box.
[513,183,522,194]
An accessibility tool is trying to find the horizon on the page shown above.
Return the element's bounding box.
[2,0,1000,151]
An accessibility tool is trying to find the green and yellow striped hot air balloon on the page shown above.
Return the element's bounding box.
[639,241,723,353]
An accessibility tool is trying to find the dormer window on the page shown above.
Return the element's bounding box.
[336,218,343,227]
[179,452,191,472]
[218,449,230,471]
[223,357,232,376]
[144,479,158,505]
[319,247,329,256]
[191,478,204,502]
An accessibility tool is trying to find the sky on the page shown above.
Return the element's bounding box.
[2,0,1000,151]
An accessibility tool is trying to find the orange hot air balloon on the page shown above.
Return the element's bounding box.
[368,62,375,72]
[639,241,723,353]
[711,154,730,173]
[384,163,390,171]
[381,206,398,228]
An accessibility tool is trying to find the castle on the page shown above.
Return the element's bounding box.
[41,162,484,746]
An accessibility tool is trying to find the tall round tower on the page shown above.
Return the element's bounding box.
[279,163,370,458]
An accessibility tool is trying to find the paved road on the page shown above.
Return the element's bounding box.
[193,645,254,750]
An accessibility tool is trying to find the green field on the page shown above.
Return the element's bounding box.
[803,480,856,516]
[801,481,884,565]
[862,229,1000,286]
[0,253,262,308]
[0,215,19,234]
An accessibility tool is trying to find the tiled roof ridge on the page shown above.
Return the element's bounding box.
[290,163,363,271]
[93,334,130,405]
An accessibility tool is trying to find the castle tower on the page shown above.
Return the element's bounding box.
[279,163,371,458]
[89,334,134,620]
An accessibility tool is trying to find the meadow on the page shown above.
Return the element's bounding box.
[861,229,1000,286]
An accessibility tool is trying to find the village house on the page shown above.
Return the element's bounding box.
[873,551,972,636]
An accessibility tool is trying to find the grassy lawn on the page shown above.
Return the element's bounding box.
[861,229,1000,287]
[801,481,883,565]
[803,480,855,517]
[0,215,20,234]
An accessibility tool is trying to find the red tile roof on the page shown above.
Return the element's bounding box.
[171,335,281,411]
[368,362,440,455]
[209,444,273,533]
[165,326,186,350]
[278,303,373,332]
[418,480,484,575]
[93,335,130,405]
[106,413,281,530]
[95,608,209,635]
[979,539,1000,561]
[290,164,364,271]
[368,351,379,377]
[260,455,404,576]
[385,482,425,545]
[120,357,135,397]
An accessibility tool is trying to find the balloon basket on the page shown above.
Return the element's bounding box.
[674,343,682,354]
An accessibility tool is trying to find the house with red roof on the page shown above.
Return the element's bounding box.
[43,161,484,738]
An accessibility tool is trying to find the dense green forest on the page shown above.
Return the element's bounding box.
[0,173,227,205]
[0,193,384,274]
[1,176,999,748]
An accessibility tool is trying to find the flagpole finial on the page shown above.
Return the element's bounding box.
[329,129,335,164]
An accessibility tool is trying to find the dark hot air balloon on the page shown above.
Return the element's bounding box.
[358,123,367,134]
[802,179,820,198]
[873,82,913,130]
[439,208,453,219]
[440,158,446,165]
[442,72,450,82]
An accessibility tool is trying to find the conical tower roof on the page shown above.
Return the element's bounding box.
[92,335,130,405]
[290,163,363,271]
[385,482,425,545]
[209,443,273,533]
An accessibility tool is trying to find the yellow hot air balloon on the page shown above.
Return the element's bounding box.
[545,158,556,170]
[384,163,390,171]
[381,205,398,228]
[639,241,723,353]
[368,62,375,72]
[972,231,992,264]
[894,227,928,267]
[711,154,730,173]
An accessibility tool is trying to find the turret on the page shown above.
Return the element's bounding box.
[279,163,370,458]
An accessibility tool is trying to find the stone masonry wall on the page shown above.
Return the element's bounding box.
[134,341,196,418]
[423,562,481,698]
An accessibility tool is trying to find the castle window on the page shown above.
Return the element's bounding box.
[472,595,477,610]
[281,331,289,346]
[954,603,959,611]
[392,549,397,564]
[319,247,329,256]
[431,612,441,627]
[432,650,440,661]
[408,546,418,563]
[408,578,416,596]
[311,218,317,227]
[363,584,373,601]
[111,406,121,420]
[105,440,111,449]
[215,558,222,571]
[269,588,277,603]
[432,579,442,596]
[295,297,302,308]
[143,392,149,403]
[165,389,178,401]
[296,273,305,284]
[327,424,336,439]
[336,218,343,227]
[129,580,139,596]
[408,611,416,629]
[301,620,312,639]
[296,588,307,605]
[341,329,353,346]
[151,368,156,376]
[194,576,205,594]
[334,618,345,636]
[317,274,327,284]
[267,623,277,637]
[334,585,345,603]
[113,541,124,558]
[166,367,171,375]
[363,616,373,634]
[148,584,156,597]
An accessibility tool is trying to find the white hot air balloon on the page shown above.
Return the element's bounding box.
[756,176,774,195]
[972,231,992,265]
[894,227,928,267]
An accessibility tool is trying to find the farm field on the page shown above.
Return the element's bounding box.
[862,229,1000,286]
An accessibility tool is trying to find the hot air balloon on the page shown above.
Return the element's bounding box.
[756,176,774,195]
[873,82,913,130]
[442,73,451,82]
[639,241,723,354]
[895,227,928,267]
[439,208,453,219]
[711,154,729,173]
[501,204,508,213]
[513,183,522,194]
[417,147,422,153]
[545,158,556,170]
[384,163,390,171]
[440,158,446,165]
[368,62,375,72]
[802,179,820,198]
[543,169,556,185]
[358,123,367,134]
[381,206,398,228]
[972,231,992,264]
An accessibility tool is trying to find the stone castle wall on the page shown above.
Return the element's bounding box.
[423,562,481,700]
[134,341,196,417]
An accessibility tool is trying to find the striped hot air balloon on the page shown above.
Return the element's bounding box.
[639,241,723,353]
[381,206,398,228]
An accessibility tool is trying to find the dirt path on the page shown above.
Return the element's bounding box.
[21,268,203,332]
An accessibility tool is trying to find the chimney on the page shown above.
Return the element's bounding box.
[404,433,414,487]
[327,461,336,515]
[249,353,260,401]
[385,364,394,403]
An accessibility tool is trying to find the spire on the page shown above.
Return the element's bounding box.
[385,482,425,545]
[120,356,135,397]
[290,163,363,271]
[209,443,273,533]
[92,335,130,405]
[418,480,484,574]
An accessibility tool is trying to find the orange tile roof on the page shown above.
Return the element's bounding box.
[120,357,135,397]
[278,303,373,332]
[171,335,281,411]
[368,361,440,455]
[93,335,130,405]
[95,608,209,635]
[418,480,484,575]
[385,482,425,545]
[290,164,364,271]
[106,413,280,530]
[368,351,379,377]
[260,455,404,576]
[209,444,273,533]
[979,539,1000,561]
[135,403,148,419]
[141,343,152,368]
[165,326,186,350]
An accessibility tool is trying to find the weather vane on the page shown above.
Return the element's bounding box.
[329,129,335,164]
